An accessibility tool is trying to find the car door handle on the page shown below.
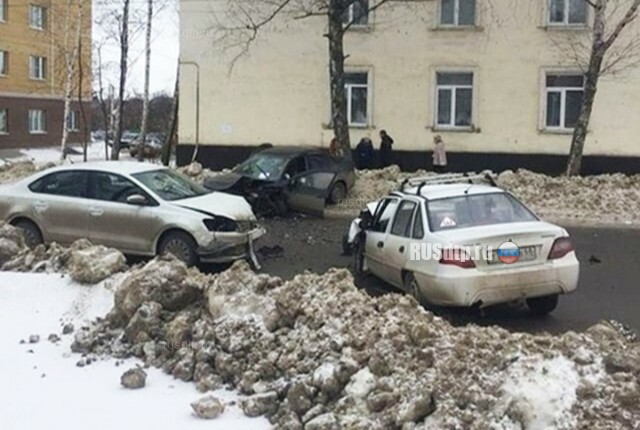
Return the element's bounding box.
[399,246,405,253]
[33,200,48,213]
[88,206,104,217]
[377,241,384,248]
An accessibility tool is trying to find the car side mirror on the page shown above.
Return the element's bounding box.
[126,194,148,205]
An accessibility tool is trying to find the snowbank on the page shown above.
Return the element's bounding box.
[70,257,640,429]
[0,272,269,430]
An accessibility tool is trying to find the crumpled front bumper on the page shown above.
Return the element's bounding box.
[197,226,266,265]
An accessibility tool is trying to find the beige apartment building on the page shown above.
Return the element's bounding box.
[178,0,640,173]
[0,0,91,149]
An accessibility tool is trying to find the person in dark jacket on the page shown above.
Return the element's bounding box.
[379,130,394,168]
[355,137,375,169]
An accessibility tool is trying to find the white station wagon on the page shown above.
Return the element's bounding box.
[350,174,580,315]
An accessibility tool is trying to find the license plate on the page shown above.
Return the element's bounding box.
[490,245,538,264]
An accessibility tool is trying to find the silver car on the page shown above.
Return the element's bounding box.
[0,162,266,266]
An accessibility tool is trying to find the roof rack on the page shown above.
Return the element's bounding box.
[399,171,497,194]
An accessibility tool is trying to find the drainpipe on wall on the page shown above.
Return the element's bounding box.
[178,60,200,164]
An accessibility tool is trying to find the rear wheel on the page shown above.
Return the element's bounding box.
[403,272,426,307]
[526,294,559,316]
[12,219,43,248]
[329,181,346,205]
[158,231,198,267]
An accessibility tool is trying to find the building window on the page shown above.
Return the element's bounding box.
[28,110,46,133]
[344,72,369,127]
[0,0,6,22]
[0,50,7,75]
[0,109,7,134]
[435,72,473,128]
[342,0,369,27]
[549,0,587,25]
[66,110,79,132]
[29,5,46,29]
[545,74,584,129]
[29,55,46,80]
[440,0,476,26]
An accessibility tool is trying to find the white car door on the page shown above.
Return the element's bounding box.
[382,198,420,288]
[363,197,399,279]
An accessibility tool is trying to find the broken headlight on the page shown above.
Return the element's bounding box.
[203,217,238,232]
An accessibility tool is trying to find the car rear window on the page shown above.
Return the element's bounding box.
[427,192,537,232]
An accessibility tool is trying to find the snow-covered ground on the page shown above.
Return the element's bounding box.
[0,272,269,430]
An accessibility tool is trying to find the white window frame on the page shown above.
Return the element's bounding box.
[434,70,474,130]
[0,50,7,76]
[28,109,46,134]
[547,0,588,26]
[344,71,370,127]
[439,0,476,27]
[0,109,7,134]
[0,0,6,23]
[29,4,46,30]
[543,72,585,131]
[343,0,369,28]
[29,55,46,80]
[66,110,79,132]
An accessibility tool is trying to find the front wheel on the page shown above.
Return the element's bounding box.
[329,181,346,205]
[526,294,559,316]
[158,231,198,267]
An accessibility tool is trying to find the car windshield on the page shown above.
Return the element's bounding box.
[234,153,289,180]
[133,169,210,201]
[427,192,538,232]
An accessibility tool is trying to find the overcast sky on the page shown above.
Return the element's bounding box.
[92,0,180,96]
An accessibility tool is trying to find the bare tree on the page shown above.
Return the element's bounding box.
[95,44,113,160]
[209,0,427,160]
[111,0,132,161]
[137,0,154,161]
[563,0,640,175]
[162,64,180,166]
[59,0,85,160]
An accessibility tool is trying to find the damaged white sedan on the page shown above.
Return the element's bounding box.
[0,162,265,267]
[351,174,580,315]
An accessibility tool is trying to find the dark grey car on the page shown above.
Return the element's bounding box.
[203,146,356,216]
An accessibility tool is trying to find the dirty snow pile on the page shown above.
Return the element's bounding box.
[0,222,127,284]
[347,166,640,224]
[69,256,639,429]
[0,160,42,184]
[496,169,640,224]
[177,162,228,184]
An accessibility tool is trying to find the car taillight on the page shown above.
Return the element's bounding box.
[440,251,476,269]
[548,237,574,260]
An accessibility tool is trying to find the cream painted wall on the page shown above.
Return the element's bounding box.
[178,0,640,157]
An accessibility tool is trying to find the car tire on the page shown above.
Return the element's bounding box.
[12,219,43,248]
[158,231,198,267]
[403,272,426,307]
[329,181,347,205]
[526,294,559,316]
[342,233,353,256]
[352,237,366,277]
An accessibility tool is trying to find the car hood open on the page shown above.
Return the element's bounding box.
[174,192,256,220]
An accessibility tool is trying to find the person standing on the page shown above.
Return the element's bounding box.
[379,130,394,168]
[432,135,447,173]
[355,137,375,169]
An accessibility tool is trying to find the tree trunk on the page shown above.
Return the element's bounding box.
[112,0,131,161]
[566,54,603,176]
[327,0,351,160]
[138,0,153,161]
[76,2,88,162]
[162,65,179,166]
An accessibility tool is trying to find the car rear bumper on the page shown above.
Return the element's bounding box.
[413,253,580,307]
[197,227,266,263]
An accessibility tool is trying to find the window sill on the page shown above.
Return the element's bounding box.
[29,77,46,81]
[540,128,574,135]
[29,131,47,135]
[431,25,484,32]
[321,122,375,130]
[29,26,45,31]
[540,24,588,32]
[345,24,372,33]
[0,132,8,135]
[429,125,480,133]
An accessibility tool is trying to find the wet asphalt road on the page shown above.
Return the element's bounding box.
[254,216,640,335]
